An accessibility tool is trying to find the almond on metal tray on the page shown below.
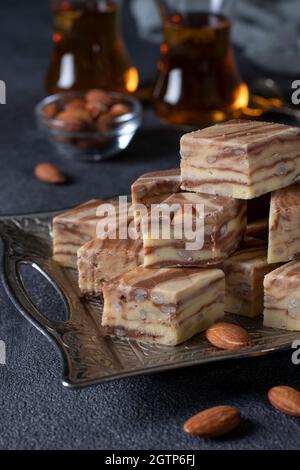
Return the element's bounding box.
[206,322,252,350]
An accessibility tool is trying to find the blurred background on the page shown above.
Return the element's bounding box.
[0,0,300,211]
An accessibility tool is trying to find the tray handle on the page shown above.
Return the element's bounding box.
[0,222,66,337]
[3,257,62,334]
[0,219,119,389]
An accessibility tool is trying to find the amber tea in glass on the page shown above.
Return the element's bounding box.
[46,0,138,94]
[153,1,248,126]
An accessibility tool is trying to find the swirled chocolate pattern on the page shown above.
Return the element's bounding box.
[141,192,246,268]
[222,239,280,317]
[268,183,300,263]
[264,261,300,331]
[53,199,133,268]
[180,120,300,199]
[78,236,144,297]
[102,266,225,346]
[131,168,182,230]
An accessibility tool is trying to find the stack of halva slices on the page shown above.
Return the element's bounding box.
[52,120,300,345]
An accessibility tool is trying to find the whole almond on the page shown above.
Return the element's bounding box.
[42,102,59,118]
[86,100,108,119]
[110,103,131,117]
[97,112,113,131]
[64,98,86,112]
[53,109,93,132]
[34,163,66,184]
[206,322,251,350]
[85,89,113,107]
[268,386,300,417]
[184,405,241,438]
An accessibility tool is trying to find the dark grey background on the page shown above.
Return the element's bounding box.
[0,0,299,450]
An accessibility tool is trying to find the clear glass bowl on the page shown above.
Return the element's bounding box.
[35,91,142,162]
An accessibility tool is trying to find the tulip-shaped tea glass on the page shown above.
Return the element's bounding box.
[46,0,139,94]
[153,0,249,126]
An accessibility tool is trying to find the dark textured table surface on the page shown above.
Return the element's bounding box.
[0,0,300,450]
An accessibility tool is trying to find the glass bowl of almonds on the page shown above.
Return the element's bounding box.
[35,89,142,161]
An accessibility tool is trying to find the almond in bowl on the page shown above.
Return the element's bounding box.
[36,89,142,162]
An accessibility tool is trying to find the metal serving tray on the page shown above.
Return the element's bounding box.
[0,208,298,389]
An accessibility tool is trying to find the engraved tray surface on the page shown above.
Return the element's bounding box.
[0,207,299,389]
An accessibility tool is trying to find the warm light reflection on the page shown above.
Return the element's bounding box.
[125,67,139,93]
[232,82,249,111]
[212,111,226,122]
[253,95,284,109]
[171,14,182,24]
[242,94,275,117]
[242,107,264,117]
[60,1,71,11]
[52,32,62,43]
[160,43,169,55]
